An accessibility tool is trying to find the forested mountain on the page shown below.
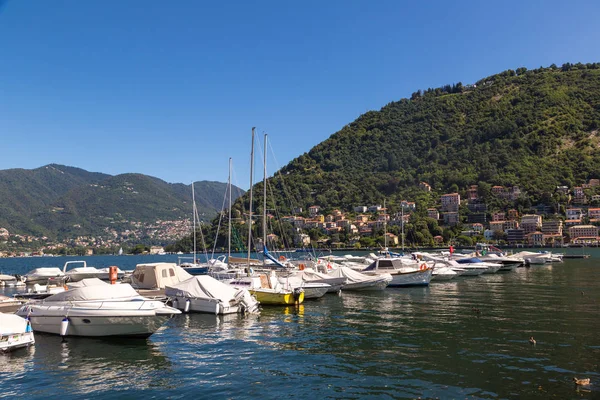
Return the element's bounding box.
[250,64,600,217]
[0,164,243,239]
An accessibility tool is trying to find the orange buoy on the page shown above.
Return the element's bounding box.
[299,264,305,271]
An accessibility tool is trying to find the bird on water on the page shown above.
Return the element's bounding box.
[573,377,590,385]
[529,336,536,345]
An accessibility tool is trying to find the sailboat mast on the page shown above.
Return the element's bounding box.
[192,181,196,264]
[228,157,232,262]
[247,127,255,266]
[383,199,387,253]
[401,206,405,252]
[263,133,267,268]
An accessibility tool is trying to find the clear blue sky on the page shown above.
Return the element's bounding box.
[1,1,599,189]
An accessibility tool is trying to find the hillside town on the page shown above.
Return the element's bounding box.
[274,178,600,249]
[2,178,600,257]
[0,219,192,257]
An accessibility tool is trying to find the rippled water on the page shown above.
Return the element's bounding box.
[1,252,599,399]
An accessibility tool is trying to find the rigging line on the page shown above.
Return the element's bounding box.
[267,178,293,251]
[194,201,210,262]
[265,139,302,215]
[210,165,230,259]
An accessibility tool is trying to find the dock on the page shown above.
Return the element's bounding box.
[562,254,590,259]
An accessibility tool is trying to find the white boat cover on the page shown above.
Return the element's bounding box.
[43,280,141,302]
[165,276,239,302]
[0,313,28,335]
[327,266,384,283]
[25,268,64,276]
[67,278,106,288]
[130,263,192,289]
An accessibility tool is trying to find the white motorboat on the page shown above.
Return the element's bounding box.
[22,267,64,284]
[0,274,19,287]
[327,266,392,291]
[431,264,460,280]
[454,257,503,274]
[0,313,35,353]
[285,269,345,293]
[278,276,331,299]
[510,251,551,265]
[16,278,181,337]
[478,254,523,270]
[63,261,102,282]
[165,275,259,314]
[361,258,433,287]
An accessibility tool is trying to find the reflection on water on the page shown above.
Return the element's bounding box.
[1,255,600,399]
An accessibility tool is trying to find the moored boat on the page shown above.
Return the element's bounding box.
[165,275,259,314]
[16,278,181,337]
[361,258,433,287]
[327,266,392,291]
[0,312,35,353]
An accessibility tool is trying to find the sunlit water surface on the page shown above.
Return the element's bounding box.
[1,252,599,399]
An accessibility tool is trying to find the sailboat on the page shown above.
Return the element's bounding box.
[227,129,304,305]
[178,182,219,275]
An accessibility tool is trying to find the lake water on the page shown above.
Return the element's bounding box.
[1,250,599,399]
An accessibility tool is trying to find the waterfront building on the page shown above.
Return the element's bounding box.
[441,193,460,212]
[568,225,599,241]
[521,214,542,234]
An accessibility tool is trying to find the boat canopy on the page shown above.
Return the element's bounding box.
[165,276,241,302]
[455,257,483,264]
[131,263,192,289]
[42,280,141,302]
[0,313,29,335]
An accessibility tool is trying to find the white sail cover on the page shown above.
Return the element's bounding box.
[165,276,240,302]
[43,280,141,302]
[327,266,383,284]
[0,313,28,335]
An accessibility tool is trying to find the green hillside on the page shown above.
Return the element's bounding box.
[0,165,243,240]
[261,63,600,214]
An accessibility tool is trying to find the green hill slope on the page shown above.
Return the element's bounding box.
[265,64,600,213]
[0,165,243,239]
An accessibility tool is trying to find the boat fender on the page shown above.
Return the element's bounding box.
[293,287,303,304]
[172,297,179,309]
[299,264,305,271]
[60,317,70,336]
[25,316,32,333]
[184,299,191,313]
[419,263,427,271]
[215,302,220,315]
[109,266,118,284]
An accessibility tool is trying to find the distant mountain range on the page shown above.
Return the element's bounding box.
[0,164,244,240]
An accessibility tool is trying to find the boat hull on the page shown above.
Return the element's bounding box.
[0,332,35,353]
[23,314,172,338]
[17,302,179,337]
[387,269,433,287]
[250,289,304,305]
[171,296,250,315]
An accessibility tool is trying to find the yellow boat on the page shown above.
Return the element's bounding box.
[229,272,305,306]
[250,288,304,305]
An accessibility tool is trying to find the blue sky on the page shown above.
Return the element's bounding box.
[1,1,599,189]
